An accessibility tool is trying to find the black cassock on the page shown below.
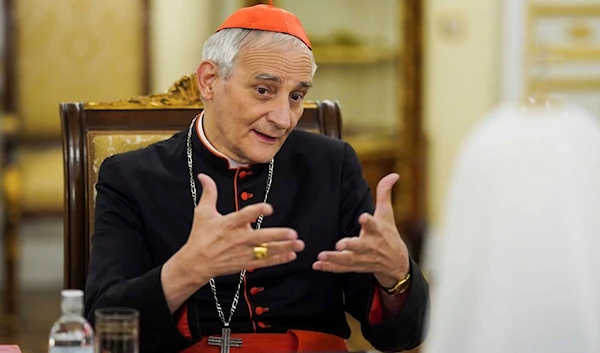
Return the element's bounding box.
[85,120,430,353]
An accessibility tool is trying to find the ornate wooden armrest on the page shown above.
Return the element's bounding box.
[1,113,22,214]
[0,113,19,138]
[2,164,21,216]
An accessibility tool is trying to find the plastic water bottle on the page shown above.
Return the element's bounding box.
[48,289,95,353]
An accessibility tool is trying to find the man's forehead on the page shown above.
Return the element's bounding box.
[231,49,314,84]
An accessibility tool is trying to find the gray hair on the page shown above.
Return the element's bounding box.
[202,28,317,79]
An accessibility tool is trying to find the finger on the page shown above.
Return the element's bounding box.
[255,239,305,256]
[252,251,298,269]
[228,202,274,227]
[313,250,374,273]
[335,237,367,252]
[313,260,358,274]
[244,228,299,245]
[374,173,399,221]
[317,250,357,265]
[196,174,219,212]
[315,250,377,273]
[359,213,380,236]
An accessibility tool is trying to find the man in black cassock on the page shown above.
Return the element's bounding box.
[85,3,430,353]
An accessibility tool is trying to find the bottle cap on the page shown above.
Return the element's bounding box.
[61,289,84,314]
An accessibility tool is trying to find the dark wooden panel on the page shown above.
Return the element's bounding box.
[2,0,16,113]
[141,0,151,94]
[83,107,321,133]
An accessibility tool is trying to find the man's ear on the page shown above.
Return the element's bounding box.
[196,60,219,101]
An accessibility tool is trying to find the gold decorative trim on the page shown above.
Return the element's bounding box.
[532,47,600,61]
[529,77,600,91]
[86,74,202,110]
[531,4,600,16]
[522,0,600,97]
[312,45,399,65]
[86,72,319,110]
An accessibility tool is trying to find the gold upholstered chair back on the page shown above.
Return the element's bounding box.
[60,73,342,291]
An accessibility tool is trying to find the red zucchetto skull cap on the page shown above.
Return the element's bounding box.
[216,2,312,50]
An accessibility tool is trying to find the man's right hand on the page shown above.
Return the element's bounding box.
[161,173,304,313]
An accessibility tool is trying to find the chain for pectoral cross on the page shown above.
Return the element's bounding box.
[186,116,275,353]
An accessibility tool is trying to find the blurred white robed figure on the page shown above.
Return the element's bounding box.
[425,100,600,353]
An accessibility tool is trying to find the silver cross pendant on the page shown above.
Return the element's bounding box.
[208,327,243,353]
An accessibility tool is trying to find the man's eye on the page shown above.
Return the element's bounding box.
[291,93,304,102]
[256,87,268,95]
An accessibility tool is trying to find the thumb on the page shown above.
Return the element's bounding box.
[196,173,219,212]
[374,173,399,221]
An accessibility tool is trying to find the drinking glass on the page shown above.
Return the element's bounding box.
[94,307,139,353]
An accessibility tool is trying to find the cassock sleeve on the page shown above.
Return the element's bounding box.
[339,143,430,352]
[84,155,197,353]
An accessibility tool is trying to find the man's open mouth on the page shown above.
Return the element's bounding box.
[252,130,278,143]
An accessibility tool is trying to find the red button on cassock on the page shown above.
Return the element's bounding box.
[241,192,253,201]
[239,171,247,179]
[250,287,264,295]
[257,321,271,328]
[255,307,269,315]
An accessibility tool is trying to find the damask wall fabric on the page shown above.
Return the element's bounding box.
[16,0,144,137]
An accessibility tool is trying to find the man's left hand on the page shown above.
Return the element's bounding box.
[312,173,410,288]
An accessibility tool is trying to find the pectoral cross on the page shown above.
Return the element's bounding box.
[208,327,243,353]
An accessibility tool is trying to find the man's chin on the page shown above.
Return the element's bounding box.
[248,155,276,165]
[239,140,286,164]
[245,149,279,165]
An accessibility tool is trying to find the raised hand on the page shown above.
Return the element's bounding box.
[312,173,409,288]
[180,173,305,281]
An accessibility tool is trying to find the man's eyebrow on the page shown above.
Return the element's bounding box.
[254,73,313,88]
[254,73,280,82]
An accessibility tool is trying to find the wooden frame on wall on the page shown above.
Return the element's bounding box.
[2,0,16,114]
[397,0,427,262]
[141,0,151,94]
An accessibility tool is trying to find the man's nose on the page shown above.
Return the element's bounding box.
[267,96,292,130]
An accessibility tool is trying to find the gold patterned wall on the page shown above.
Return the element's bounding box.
[16,0,145,137]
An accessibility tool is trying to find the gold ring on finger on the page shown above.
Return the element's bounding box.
[254,243,268,259]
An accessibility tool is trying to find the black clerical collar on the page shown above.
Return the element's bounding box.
[191,112,269,172]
